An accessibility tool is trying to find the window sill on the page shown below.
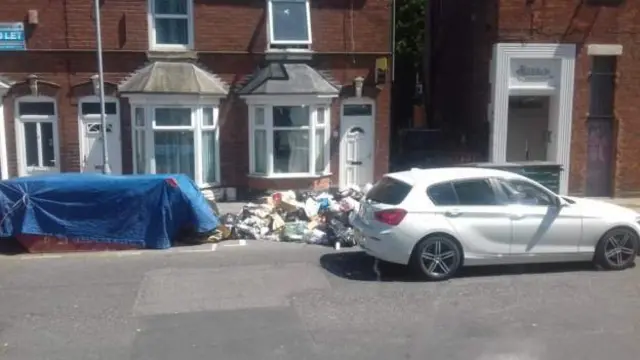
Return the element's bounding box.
[248,172,331,180]
[198,182,221,190]
[265,48,314,61]
[147,49,197,60]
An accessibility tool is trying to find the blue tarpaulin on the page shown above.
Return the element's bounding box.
[0,173,219,249]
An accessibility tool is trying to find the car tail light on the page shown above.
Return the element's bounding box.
[374,209,407,226]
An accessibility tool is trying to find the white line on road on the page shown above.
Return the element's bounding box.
[177,243,219,253]
[223,239,247,247]
[117,251,142,256]
[21,254,63,260]
[179,248,213,253]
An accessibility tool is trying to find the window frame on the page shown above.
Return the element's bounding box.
[127,95,221,187]
[247,98,331,178]
[427,177,503,207]
[267,0,313,48]
[452,178,501,206]
[426,181,459,206]
[14,96,61,176]
[148,0,195,51]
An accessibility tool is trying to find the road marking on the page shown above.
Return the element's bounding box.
[14,240,235,259]
[117,251,142,256]
[21,254,62,260]
[176,243,219,253]
[223,239,247,247]
[178,248,212,253]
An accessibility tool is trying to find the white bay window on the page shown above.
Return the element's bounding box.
[249,103,330,177]
[131,100,219,186]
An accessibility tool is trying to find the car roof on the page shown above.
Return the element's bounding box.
[386,167,525,187]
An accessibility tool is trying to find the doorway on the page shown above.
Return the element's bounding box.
[506,96,552,162]
[78,98,122,174]
[15,97,61,177]
[339,100,375,188]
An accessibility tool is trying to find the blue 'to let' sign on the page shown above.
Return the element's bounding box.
[0,22,26,51]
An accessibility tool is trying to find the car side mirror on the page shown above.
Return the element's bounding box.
[555,196,568,207]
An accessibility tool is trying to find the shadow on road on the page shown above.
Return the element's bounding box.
[0,237,26,256]
[319,250,599,282]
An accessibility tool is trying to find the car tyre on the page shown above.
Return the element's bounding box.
[594,227,639,271]
[410,234,462,281]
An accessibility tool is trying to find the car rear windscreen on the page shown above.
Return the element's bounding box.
[366,177,412,205]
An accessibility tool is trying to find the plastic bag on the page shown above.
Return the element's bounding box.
[281,222,308,242]
[303,229,328,245]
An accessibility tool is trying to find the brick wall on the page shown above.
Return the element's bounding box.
[0,0,392,190]
[431,0,640,196]
[0,0,391,52]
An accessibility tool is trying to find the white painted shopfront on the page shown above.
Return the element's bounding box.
[489,43,576,194]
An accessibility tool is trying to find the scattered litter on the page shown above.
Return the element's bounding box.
[215,186,367,249]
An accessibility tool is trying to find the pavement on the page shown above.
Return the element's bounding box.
[1,240,640,360]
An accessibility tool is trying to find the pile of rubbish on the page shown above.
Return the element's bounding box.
[216,185,372,249]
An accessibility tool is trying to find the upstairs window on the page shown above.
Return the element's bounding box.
[267,0,312,50]
[149,0,194,50]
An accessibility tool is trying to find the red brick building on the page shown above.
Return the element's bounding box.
[430,0,638,197]
[0,0,391,198]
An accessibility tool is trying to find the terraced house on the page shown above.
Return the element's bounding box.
[0,0,392,198]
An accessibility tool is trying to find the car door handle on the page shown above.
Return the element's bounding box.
[510,213,525,220]
[444,210,462,217]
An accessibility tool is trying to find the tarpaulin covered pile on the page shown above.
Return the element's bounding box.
[0,174,219,249]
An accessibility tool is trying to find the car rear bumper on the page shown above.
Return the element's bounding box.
[352,218,413,265]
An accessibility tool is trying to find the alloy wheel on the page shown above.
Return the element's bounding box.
[604,231,636,266]
[420,237,458,277]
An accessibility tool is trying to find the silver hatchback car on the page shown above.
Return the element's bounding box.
[351,167,640,281]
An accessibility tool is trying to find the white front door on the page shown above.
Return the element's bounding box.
[16,99,60,177]
[79,100,122,174]
[340,102,375,188]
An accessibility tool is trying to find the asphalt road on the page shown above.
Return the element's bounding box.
[1,241,640,360]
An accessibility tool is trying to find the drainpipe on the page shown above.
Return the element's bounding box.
[423,0,432,128]
[391,0,396,82]
[0,92,8,179]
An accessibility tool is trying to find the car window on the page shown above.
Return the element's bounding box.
[427,182,458,205]
[452,179,499,206]
[499,179,554,206]
[366,176,412,205]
